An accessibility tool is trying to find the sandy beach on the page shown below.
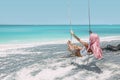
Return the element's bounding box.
[0,0,120,79]
[0,39,120,80]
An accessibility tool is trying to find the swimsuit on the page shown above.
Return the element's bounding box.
[80,47,88,56]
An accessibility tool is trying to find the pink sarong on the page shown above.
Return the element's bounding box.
[88,33,103,59]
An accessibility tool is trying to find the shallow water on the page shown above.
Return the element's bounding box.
[0,25,120,44]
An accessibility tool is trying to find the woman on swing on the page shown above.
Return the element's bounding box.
[67,30,102,59]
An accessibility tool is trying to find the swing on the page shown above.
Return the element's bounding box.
[66,0,92,64]
[68,0,91,53]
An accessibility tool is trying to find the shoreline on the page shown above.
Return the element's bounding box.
[0,36,120,51]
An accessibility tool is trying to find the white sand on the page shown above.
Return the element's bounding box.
[0,36,120,80]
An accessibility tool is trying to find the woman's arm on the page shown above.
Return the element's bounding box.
[72,33,80,41]
[70,30,80,42]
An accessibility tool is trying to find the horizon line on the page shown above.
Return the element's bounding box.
[0,24,120,26]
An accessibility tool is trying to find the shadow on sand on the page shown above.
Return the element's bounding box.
[56,59,103,80]
[0,53,47,79]
[71,61,103,74]
[0,44,68,79]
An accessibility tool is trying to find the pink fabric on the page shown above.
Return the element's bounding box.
[88,33,103,59]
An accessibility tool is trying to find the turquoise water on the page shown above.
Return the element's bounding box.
[0,25,120,44]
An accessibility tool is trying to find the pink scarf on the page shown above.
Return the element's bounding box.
[88,33,103,59]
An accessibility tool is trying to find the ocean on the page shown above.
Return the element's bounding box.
[0,25,120,44]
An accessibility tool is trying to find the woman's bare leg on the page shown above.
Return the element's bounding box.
[67,40,82,50]
[67,40,82,57]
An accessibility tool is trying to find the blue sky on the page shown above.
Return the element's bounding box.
[0,0,120,25]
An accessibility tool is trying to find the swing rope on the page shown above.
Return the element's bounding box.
[67,0,92,64]
[68,0,72,42]
[87,0,91,64]
[68,0,77,64]
[88,0,91,32]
